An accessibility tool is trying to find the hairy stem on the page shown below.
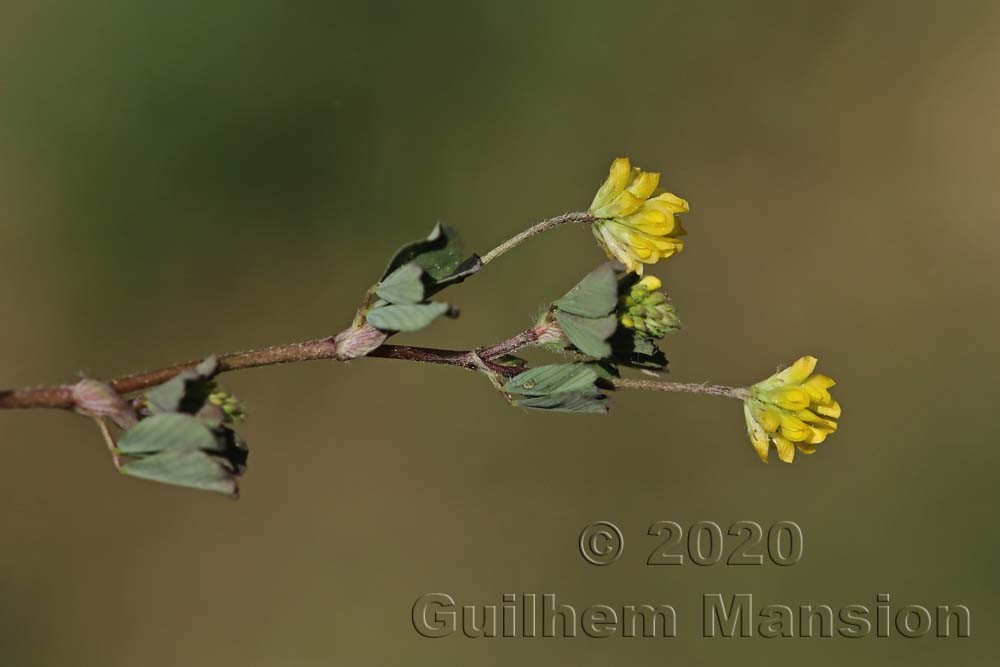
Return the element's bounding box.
[613,378,749,400]
[0,329,543,413]
[480,211,594,265]
[477,328,541,359]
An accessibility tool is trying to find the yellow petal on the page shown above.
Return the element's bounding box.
[774,436,795,463]
[796,442,818,455]
[627,170,660,199]
[772,387,811,411]
[745,404,770,462]
[805,374,836,389]
[803,421,832,444]
[624,208,680,236]
[802,374,835,403]
[797,410,837,433]
[753,405,781,433]
[593,191,644,218]
[650,236,678,251]
[590,157,631,211]
[637,275,661,291]
[619,228,658,249]
[593,223,630,266]
[779,415,812,442]
[816,400,841,419]
[771,356,818,386]
[650,191,689,213]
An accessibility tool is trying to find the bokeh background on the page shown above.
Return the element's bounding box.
[2,1,998,664]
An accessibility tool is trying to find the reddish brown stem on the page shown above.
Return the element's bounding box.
[0,330,542,413]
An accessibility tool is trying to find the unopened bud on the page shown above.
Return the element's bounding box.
[209,391,246,423]
[617,277,682,339]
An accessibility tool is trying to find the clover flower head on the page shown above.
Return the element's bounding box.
[743,356,841,463]
[589,157,688,275]
[618,275,681,338]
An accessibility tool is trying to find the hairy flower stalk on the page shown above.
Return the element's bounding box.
[480,211,594,265]
[0,155,842,496]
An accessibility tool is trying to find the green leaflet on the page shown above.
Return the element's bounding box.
[375,263,425,304]
[144,356,219,415]
[380,224,481,296]
[504,363,602,396]
[514,391,609,414]
[555,311,617,359]
[116,413,220,454]
[554,263,618,318]
[366,302,452,332]
[366,224,479,335]
[543,263,620,361]
[504,363,612,415]
[120,450,240,497]
[125,357,249,497]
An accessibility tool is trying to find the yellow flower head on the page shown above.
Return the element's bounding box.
[743,356,841,463]
[589,157,689,275]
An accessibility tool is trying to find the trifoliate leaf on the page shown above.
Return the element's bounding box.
[504,363,602,396]
[375,263,425,304]
[381,224,481,296]
[555,311,617,359]
[366,302,452,332]
[122,358,248,497]
[554,263,618,318]
[117,413,221,454]
[514,391,609,414]
[120,449,240,497]
[144,356,219,416]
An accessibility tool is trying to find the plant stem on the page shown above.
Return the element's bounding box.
[477,328,541,359]
[0,337,749,413]
[480,211,594,265]
[0,329,543,413]
[613,378,749,400]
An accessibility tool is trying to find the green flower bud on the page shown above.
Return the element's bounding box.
[209,391,246,423]
[617,276,681,339]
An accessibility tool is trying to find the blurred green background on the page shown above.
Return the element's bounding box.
[1,0,998,664]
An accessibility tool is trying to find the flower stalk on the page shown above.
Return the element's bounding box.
[480,211,594,265]
[612,378,748,400]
